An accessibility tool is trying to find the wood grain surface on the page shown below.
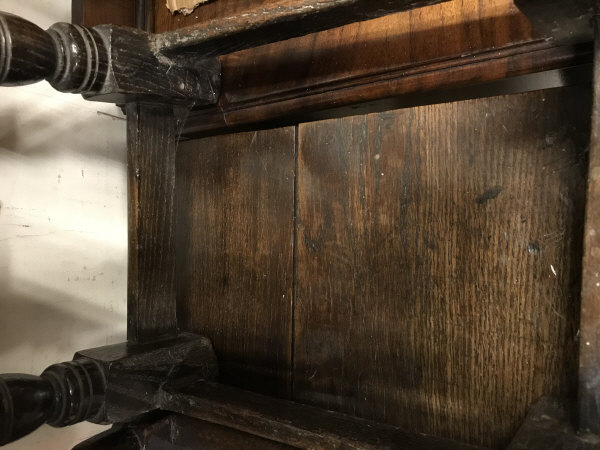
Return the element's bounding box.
[294,87,590,449]
[154,0,446,57]
[127,103,179,343]
[176,127,296,397]
[217,0,536,105]
[72,0,136,27]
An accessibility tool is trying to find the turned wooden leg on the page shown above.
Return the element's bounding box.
[0,359,105,445]
[0,334,218,446]
[0,12,107,92]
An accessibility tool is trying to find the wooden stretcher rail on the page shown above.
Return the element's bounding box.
[158,381,489,450]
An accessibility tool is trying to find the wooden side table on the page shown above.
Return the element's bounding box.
[0,1,598,448]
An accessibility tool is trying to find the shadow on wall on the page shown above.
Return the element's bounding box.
[0,239,127,372]
[0,288,119,366]
[0,84,129,372]
[0,101,127,164]
[0,111,18,151]
[0,1,70,28]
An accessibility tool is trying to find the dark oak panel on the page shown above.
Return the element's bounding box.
[295,87,590,449]
[176,128,295,397]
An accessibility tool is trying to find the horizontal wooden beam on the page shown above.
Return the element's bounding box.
[181,41,593,138]
[158,381,487,450]
[153,0,448,57]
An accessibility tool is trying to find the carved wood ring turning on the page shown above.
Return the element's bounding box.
[0,335,218,446]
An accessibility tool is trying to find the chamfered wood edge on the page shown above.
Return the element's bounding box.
[137,0,155,32]
[578,17,600,437]
[181,40,593,138]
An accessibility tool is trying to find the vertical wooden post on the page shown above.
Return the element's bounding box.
[579,17,600,436]
[127,103,179,343]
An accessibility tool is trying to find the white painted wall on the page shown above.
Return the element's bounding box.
[0,1,128,448]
